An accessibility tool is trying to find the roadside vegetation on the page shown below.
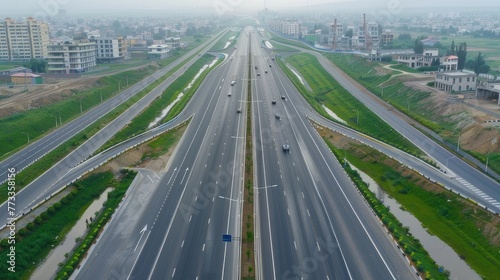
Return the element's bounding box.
[278,53,423,157]
[0,66,155,161]
[210,30,240,51]
[140,121,189,162]
[270,36,314,51]
[324,53,500,175]
[241,51,255,280]
[101,54,220,150]
[318,125,500,280]
[0,58,180,203]
[55,170,136,279]
[0,170,136,280]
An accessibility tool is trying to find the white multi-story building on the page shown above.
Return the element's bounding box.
[356,22,379,49]
[440,55,458,71]
[396,50,440,68]
[328,23,344,49]
[271,19,301,37]
[93,37,126,62]
[435,71,476,92]
[47,41,97,74]
[0,17,49,61]
[148,44,170,59]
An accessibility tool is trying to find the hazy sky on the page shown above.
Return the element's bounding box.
[2,0,499,16]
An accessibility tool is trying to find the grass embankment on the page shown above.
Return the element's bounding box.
[325,53,500,175]
[263,40,299,52]
[279,53,422,156]
[0,66,155,161]
[101,54,220,150]
[0,170,136,280]
[55,170,136,279]
[241,48,255,280]
[210,30,240,51]
[319,126,500,280]
[270,36,314,51]
[140,121,188,162]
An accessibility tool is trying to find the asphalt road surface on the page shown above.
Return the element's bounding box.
[250,28,417,279]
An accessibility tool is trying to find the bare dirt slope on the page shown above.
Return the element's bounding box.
[0,77,98,118]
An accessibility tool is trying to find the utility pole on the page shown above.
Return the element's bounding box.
[485,153,489,172]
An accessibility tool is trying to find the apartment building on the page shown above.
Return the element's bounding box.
[0,17,49,61]
[93,37,126,62]
[271,19,301,37]
[47,41,97,74]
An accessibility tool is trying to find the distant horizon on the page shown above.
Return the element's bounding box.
[2,0,500,18]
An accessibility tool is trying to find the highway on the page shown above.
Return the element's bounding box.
[0,30,229,228]
[17,25,498,279]
[250,29,416,279]
[77,30,248,279]
[264,33,500,212]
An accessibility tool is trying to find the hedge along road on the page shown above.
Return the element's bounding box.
[0,28,229,229]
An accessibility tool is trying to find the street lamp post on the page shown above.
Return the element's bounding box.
[58,110,62,125]
[485,153,490,172]
[50,114,58,127]
[456,131,462,152]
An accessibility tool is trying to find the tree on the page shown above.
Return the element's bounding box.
[344,29,353,38]
[472,52,490,74]
[465,59,475,70]
[456,42,467,70]
[24,58,47,73]
[414,39,424,54]
[447,40,456,55]
[398,33,411,41]
[431,58,440,66]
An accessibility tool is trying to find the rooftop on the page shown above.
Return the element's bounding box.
[439,71,475,77]
[10,73,41,78]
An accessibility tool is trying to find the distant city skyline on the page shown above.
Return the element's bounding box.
[2,0,500,17]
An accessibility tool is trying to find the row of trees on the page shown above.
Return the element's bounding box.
[23,58,48,73]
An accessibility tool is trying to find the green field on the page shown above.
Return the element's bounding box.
[279,53,422,156]
[0,62,21,71]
